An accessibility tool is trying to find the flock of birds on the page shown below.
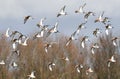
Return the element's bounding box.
[0,3,119,79]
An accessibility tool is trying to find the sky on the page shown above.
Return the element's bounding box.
[0,0,120,38]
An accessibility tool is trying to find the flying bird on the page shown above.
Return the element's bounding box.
[0,60,5,65]
[90,43,99,54]
[57,5,67,17]
[108,55,116,67]
[76,22,87,35]
[94,11,104,23]
[21,37,29,46]
[81,36,89,48]
[28,71,36,79]
[93,28,101,37]
[75,64,83,73]
[86,67,93,75]
[75,3,86,14]
[46,22,59,37]
[48,62,55,71]
[24,15,33,24]
[5,28,10,37]
[84,11,95,22]
[105,24,113,35]
[111,37,119,46]
[37,17,46,28]
[66,31,77,46]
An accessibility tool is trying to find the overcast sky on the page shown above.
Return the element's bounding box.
[0,0,120,37]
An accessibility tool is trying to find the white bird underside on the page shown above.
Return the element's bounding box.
[28,71,36,79]
[105,29,109,35]
[113,41,117,46]
[0,60,5,65]
[5,28,10,37]
[81,41,85,48]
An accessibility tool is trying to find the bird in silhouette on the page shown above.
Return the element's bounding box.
[24,15,33,24]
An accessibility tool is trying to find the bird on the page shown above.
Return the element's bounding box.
[84,11,95,22]
[48,62,55,71]
[18,34,27,44]
[76,22,87,35]
[93,28,101,37]
[21,37,29,46]
[12,50,20,56]
[75,64,83,73]
[108,55,116,67]
[24,15,33,24]
[12,39,19,50]
[57,5,67,17]
[86,67,93,75]
[59,56,69,62]
[94,11,104,23]
[44,43,52,53]
[111,37,119,46]
[81,36,89,48]
[90,43,99,54]
[66,31,77,46]
[33,30,44,40]
[105,24,113,35]
[46,22,59,37]
[11,62,18,68]
[75,3,86,14]
[5,28,10,37]
[0,60,5,65]
[28,71,36,79]
[102,17,110,25]
[37,17,48,29]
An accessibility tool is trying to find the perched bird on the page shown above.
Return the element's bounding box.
[57,5,67,17]
[75,3,86,14]
[111,37,119,46]
[93,28,101,37]
[94,11,104,23]
[86,67,93,75]
[28,71,36,79]
[108,55,116,67]
[76,22,87,35]
[81,36,89,48]
[24,15,33,24]
[105,24,113,35]
[0,60,5,65]
[84,11,95,22]
[66,31,77,46]
[48,62,55,71]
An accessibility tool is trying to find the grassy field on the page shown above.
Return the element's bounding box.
[0,33,120,79]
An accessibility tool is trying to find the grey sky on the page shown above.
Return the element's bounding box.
[0,0,120,37]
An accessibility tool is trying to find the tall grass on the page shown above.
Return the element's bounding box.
[0,33,120,79]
